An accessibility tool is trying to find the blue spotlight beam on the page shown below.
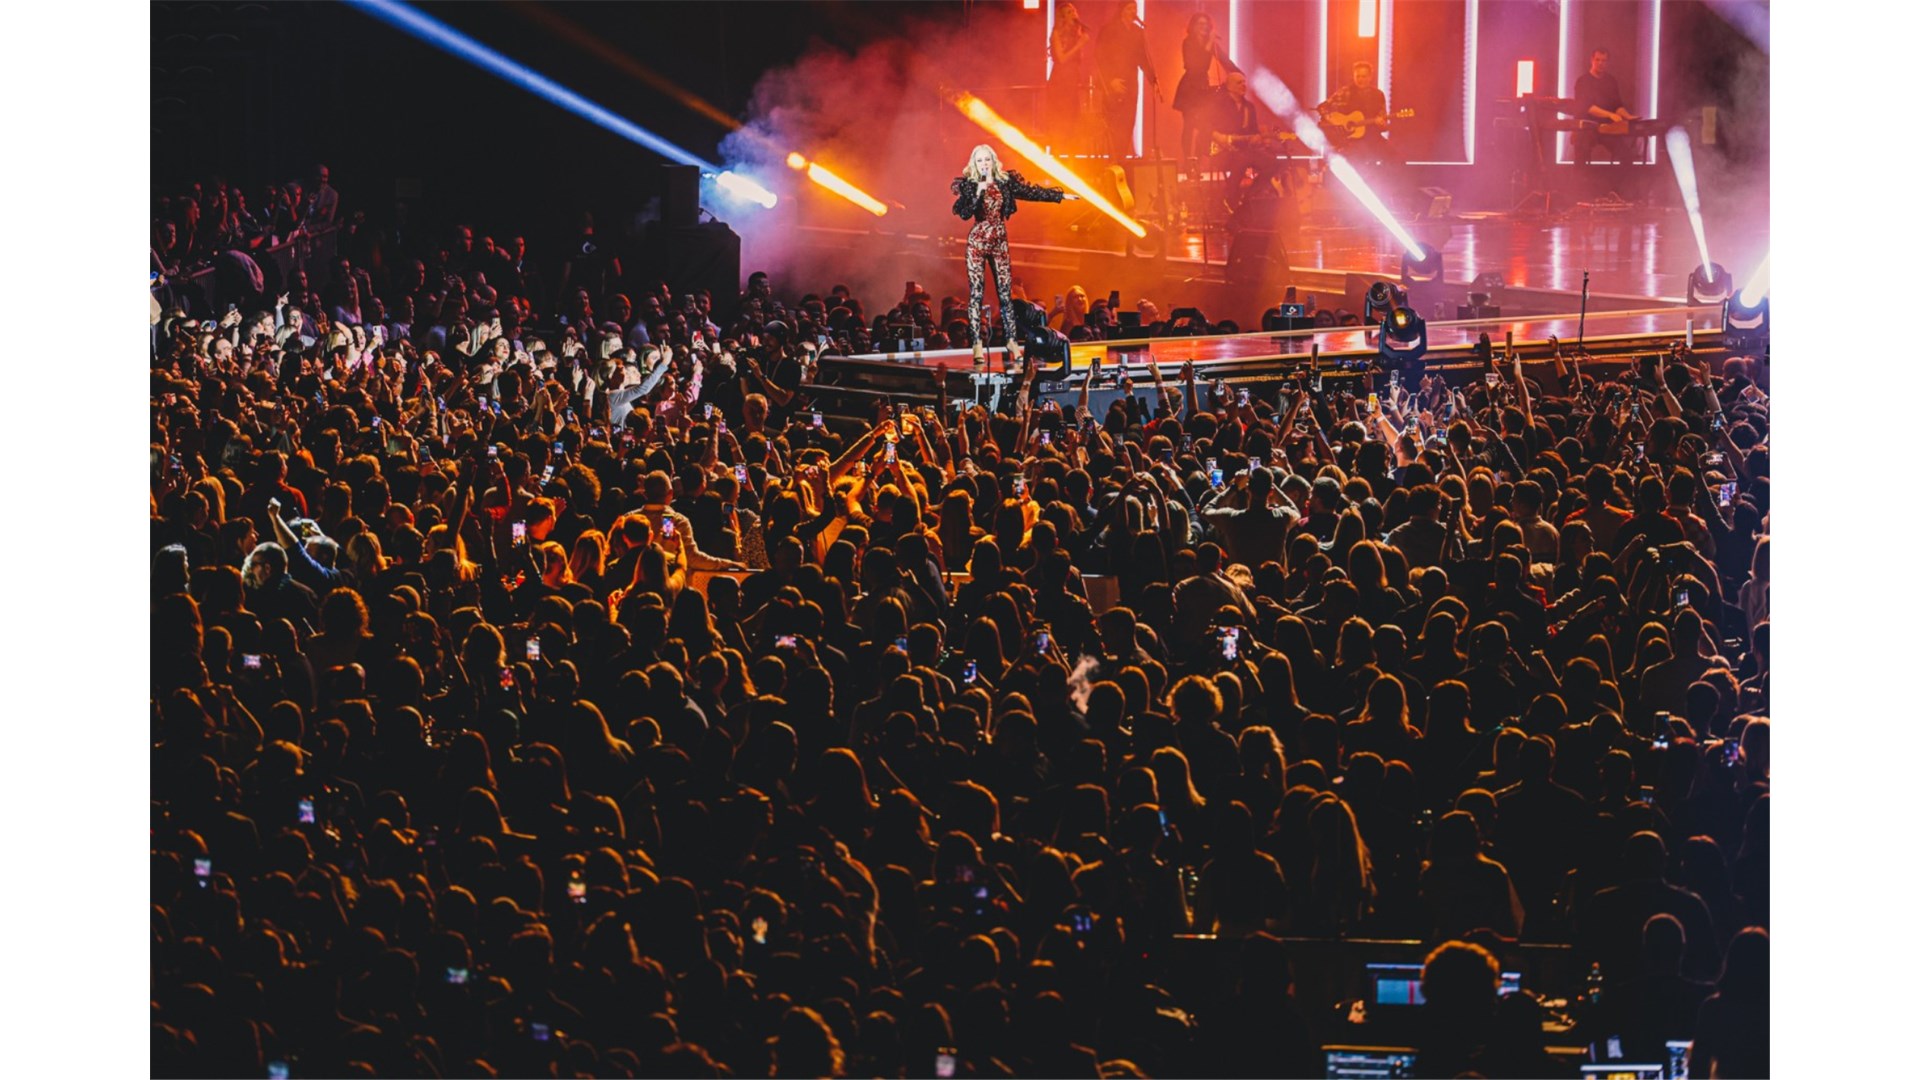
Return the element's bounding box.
[343,0,718,171]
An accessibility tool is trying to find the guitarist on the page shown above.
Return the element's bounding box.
[1573,47,1635,163]
[1208,72,1288,212]
[1316,61,1398,165]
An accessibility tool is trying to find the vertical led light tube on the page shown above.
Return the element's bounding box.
[1377,0,1393,108]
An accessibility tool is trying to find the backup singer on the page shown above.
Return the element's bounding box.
[1172,12,1240,171]
[950,144,1078,369]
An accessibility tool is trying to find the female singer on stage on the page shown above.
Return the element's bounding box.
[950,144,1078,370]
[1172,12,1239,171]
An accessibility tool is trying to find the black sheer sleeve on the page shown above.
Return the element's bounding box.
[1006,171,1066,204]
[951,176,982,220]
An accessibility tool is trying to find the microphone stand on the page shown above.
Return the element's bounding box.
[1577,269,1590,352]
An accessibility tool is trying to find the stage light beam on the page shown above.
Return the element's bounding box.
[507,1,900,215]
[715,171,778,210]
[344,0,717,171]
[1739,251,1770,307]
[1250,68,1426,262]
[1665,127,1713,272]
[786,154,888,217]
[951,92,1147,239]
[1326,156,1427,262]
[508,0,740,132]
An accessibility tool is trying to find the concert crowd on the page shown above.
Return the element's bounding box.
[151,176,1771,1079]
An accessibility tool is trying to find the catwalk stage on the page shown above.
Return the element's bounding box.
[787,194,1758,319]
[795,199,1763,373]
[811,199,1760,387]
[848,303,1727,376]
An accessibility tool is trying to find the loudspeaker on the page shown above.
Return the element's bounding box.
[639,221,741,319]
[662,164,700,228]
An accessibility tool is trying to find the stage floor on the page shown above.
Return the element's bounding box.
[791,203,1767,312]
[1145,208,1767,305]
[849,303,1726,372]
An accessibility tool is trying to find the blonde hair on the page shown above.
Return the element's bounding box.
[963,144,1010,183]
[537,541,572,587]
[570,529,608,581]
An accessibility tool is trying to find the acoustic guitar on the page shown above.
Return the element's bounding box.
[1321,106,1415,141]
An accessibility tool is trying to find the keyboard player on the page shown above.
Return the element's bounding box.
[1573,47,1637,163]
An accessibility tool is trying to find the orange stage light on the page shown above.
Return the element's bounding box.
[787,154,888,217]
[1359,0,1378,38]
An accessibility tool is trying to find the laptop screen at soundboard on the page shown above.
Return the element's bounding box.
[1364,963,1522,1006]
[1324,1045,1416,1079]
[1578,1066,1665,1080]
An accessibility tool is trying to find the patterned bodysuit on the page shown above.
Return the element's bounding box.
[965,183,1017,350]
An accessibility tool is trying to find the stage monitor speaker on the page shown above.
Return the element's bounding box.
[662,164,700,228]
[1416,187,1453,219]
[639,221,741,319]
